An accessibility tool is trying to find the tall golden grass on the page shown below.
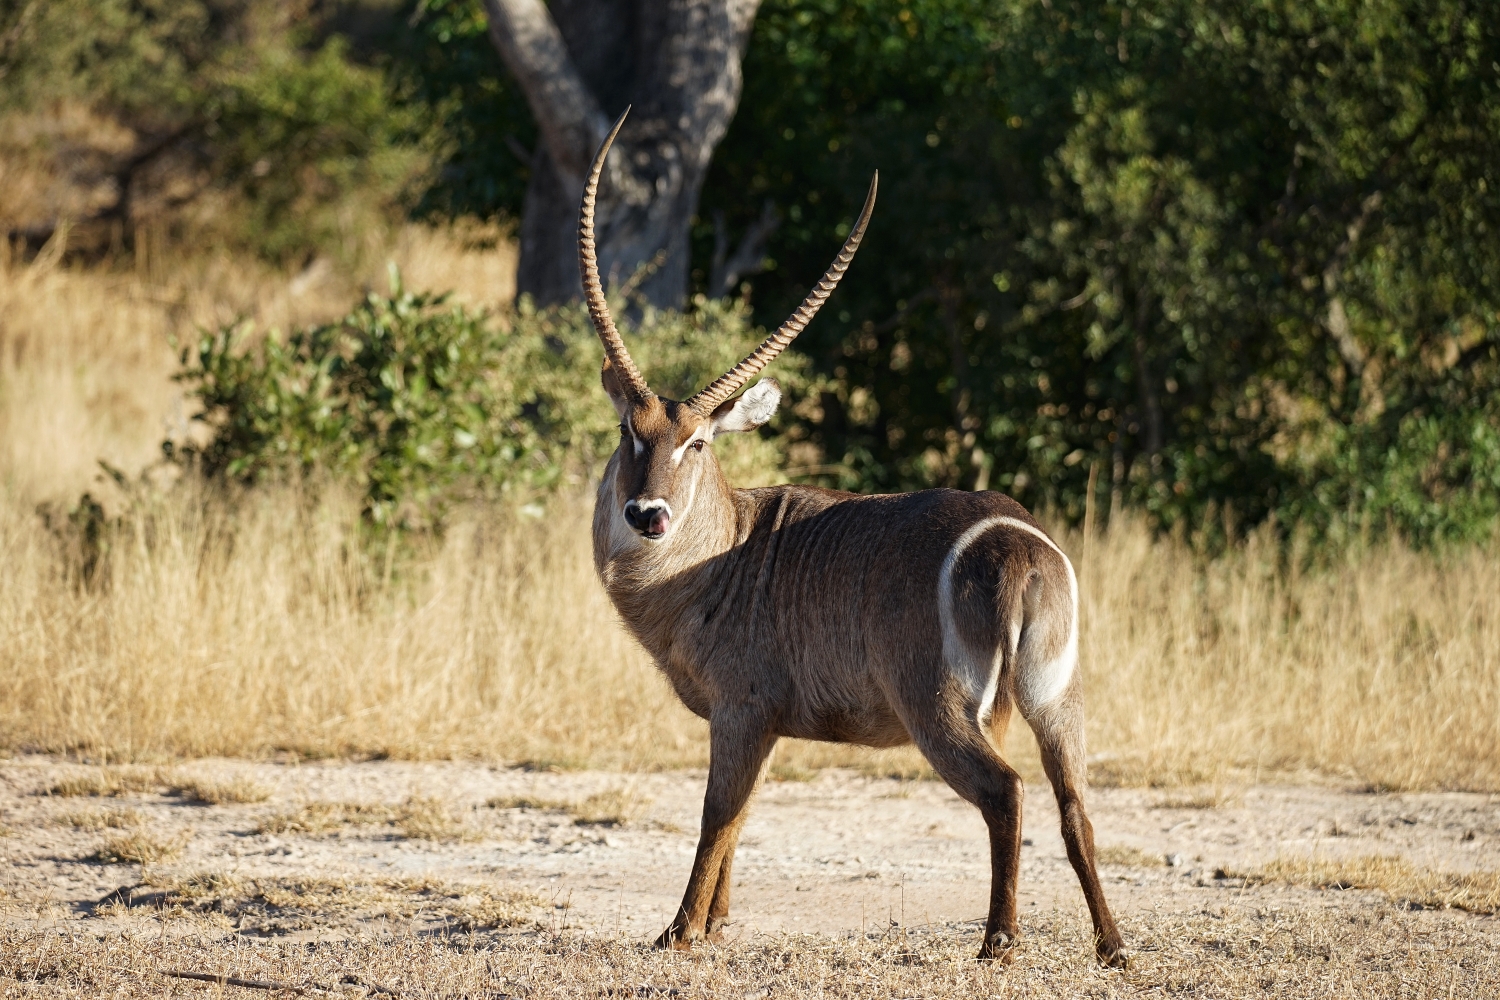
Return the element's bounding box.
[1,481,1495,789]
[0,222,514,501]
[0,235,1495,790]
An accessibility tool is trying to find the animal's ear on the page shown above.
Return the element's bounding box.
[601,359,630,420]
[709,378,781,437]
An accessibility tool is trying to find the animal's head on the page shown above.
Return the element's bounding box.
[580,109,876,543]
[600,369,781,539]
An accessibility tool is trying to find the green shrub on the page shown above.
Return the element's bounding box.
[0,1,433,266]
[173,271,824,527]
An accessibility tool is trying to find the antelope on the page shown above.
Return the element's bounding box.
[581,111,1127,967]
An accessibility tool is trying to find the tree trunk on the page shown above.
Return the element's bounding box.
[483,0,760,310]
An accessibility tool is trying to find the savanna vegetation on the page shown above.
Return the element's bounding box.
[0,0,1496,794]
[409,0,1500,544]
[5,901,1498,998]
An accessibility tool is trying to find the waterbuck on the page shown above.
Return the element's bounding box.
[582,111,1126,967]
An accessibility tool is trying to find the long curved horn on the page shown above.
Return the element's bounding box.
[579,107,652,402]
[688,172,878,414]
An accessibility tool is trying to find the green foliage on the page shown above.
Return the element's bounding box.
[203,35,434,263]
[1006,0,1500,546]
[0,0,434,264]
[10,0,1498,546]
[698,0,1500,545]
[703,0,1020,490]
[173,271,818,527]
[391,0,535,221]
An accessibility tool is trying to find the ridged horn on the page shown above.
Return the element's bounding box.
[579,107,652,403]
[688,172,878,414]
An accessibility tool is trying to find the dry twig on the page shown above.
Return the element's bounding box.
[159,968,314,994]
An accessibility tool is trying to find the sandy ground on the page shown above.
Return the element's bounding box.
[2,754,1497,952]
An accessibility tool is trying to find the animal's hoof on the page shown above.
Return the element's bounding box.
[653,928,694,951]
[976,932,1018,964]
[1096,940,1130,969]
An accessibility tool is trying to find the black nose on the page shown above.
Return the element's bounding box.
[623,504,654,532]
[624,501,670,537]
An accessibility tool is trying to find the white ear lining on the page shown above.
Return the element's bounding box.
[711,379,782,436]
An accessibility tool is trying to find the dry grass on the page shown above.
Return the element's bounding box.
[1152,786,1245,810]
[486,787,651,826]
[169,776,271,805]
[4,901,1499,998]
[1094,845,1167,869]
[0,230,1497,793]
[55,807,144,830]
[486,793,574,812]
[89,828,188,865]
[1,482,1495,791]
[395,796,473,841]
[95,871,543,933]
[0,222,513,504]
[768,761,822,782]
[257,800,396,835]
[44,767,173,798]
[1074,522,1500,791]
[570,787,653,826]
[1231,855,1500,915]
[258,797,474,841]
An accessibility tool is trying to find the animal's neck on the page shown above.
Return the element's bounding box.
[593,460,766,676]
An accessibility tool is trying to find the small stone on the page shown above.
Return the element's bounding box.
[1165,852,1184,867]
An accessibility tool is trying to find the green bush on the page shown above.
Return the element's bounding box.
[395,0,1500,547]
[0,0,433,266]
[202,35,434,265]
[172,272,823,527]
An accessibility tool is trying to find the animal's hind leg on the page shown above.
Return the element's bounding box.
[906,694,1025,962]
[1024,694,1128,968]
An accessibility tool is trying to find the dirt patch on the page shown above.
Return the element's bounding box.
[2,754,1498,994]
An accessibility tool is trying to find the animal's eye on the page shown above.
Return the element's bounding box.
[690,439,705,452]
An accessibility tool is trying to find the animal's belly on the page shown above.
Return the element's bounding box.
[779,694,911,748]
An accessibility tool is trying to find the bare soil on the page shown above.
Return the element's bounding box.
[2,755,1498,996]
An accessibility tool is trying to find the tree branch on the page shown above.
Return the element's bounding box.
[481,0,606,185]
[1322,190,1383,380]
[4,123,199,258]
[709,199,779,296]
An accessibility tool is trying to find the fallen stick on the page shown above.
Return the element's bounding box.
[338,971,401,997]
[159,969,311,994]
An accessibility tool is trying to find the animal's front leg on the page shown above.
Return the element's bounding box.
[655,712,776,949]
